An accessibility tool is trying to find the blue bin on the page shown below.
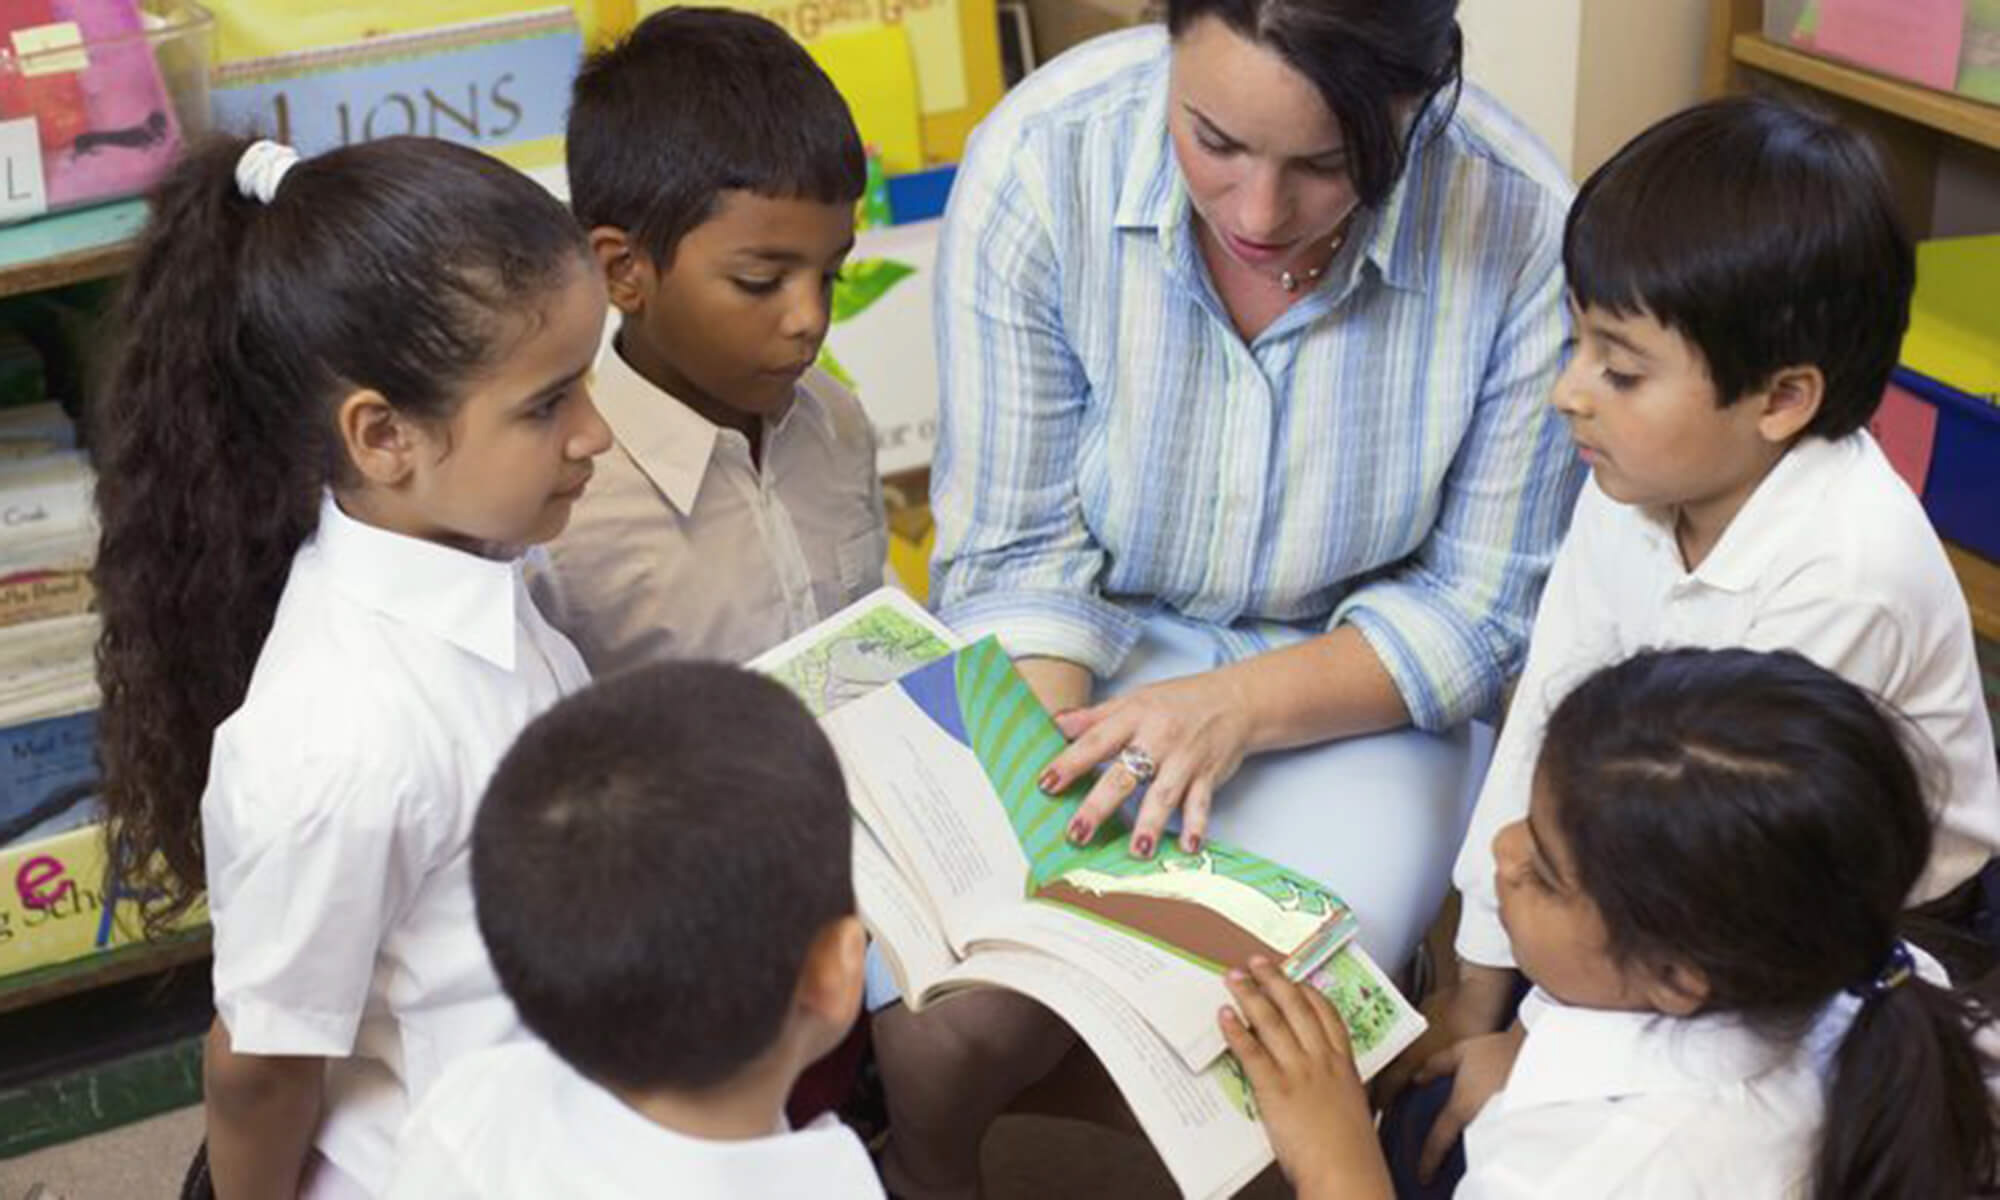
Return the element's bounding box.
[1895,366,2000,563]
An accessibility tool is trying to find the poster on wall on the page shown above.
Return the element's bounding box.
[208,6,584,171]
[820,218,941,476]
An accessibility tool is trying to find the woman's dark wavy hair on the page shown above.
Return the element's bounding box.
[1539,648,1997,1200]
[1165,0,1463,208]
[91,134,589,930]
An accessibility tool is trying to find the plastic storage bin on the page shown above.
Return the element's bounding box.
[1765,0,2000,103]
[0,0,213,224]
[1893,367,2000,563]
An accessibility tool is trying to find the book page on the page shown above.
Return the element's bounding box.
[749,586,960,717]
[970,901,1248,1072]
[1304,944,1429,1082]
[823,684,1032,950]
[852,818,957,1000]
[938,949,1274,1200]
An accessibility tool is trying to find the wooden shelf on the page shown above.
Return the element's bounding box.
[1948,542,2000,645]
[0,932,210,1016]
[1732,34,2000,152]
[0,199,145,301]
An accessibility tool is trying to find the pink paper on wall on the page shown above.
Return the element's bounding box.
[1871,384,1940,495]
[1817,0,1969,91]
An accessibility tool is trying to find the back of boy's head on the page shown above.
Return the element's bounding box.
[566,6,866,266]
[1541,648,1997,1200]
[473,661,853,1092]
[1565,95,1913,440]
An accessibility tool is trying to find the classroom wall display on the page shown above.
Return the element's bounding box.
[818,217,940,476]
[639,0,1004,167]
[203,2,612,171]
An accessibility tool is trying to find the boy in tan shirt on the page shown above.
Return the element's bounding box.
[538,7,887,670]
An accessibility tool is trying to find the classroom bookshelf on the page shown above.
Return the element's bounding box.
[1707,0,2000,644]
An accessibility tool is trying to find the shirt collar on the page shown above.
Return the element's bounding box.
[595,328,817,516]
[1637,434,1852,593]
[1112,59,1434,296]
[314,492,521,671]
[594,332,720,516]
[548,1045,878,1194]
[1498,989,1797,1113]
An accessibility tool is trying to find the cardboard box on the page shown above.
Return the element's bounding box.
[1022,0,1155,64]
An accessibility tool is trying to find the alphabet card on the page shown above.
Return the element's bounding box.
[209,6,583,171]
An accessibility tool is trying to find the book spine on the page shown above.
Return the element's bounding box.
[0,568,93,627]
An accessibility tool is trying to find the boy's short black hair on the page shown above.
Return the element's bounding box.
[473,661,853,1092]
[1565,95,1914,440]
[566,6,867,267]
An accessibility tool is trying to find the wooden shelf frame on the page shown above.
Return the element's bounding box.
[0,933,210,1016]
[1731,33,2000,153]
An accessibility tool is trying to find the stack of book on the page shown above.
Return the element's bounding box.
[0,404,98,853]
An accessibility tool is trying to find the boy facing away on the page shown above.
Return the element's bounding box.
[536,6,888,670]
[1429,95,2000,1069]
[387,661,882,1198]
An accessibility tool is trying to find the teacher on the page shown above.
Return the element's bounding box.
[875,1,1582,1193]
[934,0,1580,969]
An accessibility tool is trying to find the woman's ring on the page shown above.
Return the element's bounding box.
[1116,745,1158,784]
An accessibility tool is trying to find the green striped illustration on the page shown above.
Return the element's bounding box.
[950,637,1350,925]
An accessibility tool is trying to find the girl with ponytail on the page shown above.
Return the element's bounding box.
[1219,646,1998,1199]
[92,135,611,1198]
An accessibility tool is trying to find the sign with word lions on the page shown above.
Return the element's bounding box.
[209,7,582,170]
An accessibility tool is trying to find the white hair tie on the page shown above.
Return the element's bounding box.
[235,140,300,205]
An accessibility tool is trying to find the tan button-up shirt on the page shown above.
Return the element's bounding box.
[534,334,887,673]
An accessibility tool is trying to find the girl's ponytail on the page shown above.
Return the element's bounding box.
[91,134,589,929]
[93,136,324,928]
[1817,962,1998,1200]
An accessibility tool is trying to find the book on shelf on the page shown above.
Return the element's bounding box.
[0,611,99,849]
[754,589,1426,1200]
[0,448,96,629]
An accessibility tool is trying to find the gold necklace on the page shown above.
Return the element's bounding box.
[1279,230,1346,293]
[1277,210,1360,293]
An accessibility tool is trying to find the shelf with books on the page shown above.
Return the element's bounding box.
[0,201,146,303]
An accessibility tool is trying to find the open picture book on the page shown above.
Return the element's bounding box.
[751,589,1427,1200]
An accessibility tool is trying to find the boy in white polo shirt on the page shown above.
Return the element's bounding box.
[535,7,888,671]
[1410,94,2000,1108]
[387,662,882,1199]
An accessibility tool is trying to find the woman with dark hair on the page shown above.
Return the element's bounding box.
[878,2,1582,1193]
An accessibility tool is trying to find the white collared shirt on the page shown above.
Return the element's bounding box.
[534,331,887,672]
[1456,432,2000,966]
[1460,990,1826,1198]
[386,1040,886,1199]
[203,494,591,1194]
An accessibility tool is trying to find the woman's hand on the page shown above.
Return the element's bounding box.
[1219,958,1393,1200]
[1042,669,1253,857]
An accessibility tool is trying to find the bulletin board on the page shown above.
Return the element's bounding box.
[623,0,1004,167]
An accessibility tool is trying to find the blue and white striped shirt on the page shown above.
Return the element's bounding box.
[929,27,1584,730]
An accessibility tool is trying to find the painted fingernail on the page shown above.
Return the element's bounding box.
[1068,819,1092,845]
[1133,834,1155,859]
[1185,834,1203,854]
[1039,769,1059,793]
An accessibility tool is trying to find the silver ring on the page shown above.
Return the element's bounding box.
[1116,745,1158,784]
